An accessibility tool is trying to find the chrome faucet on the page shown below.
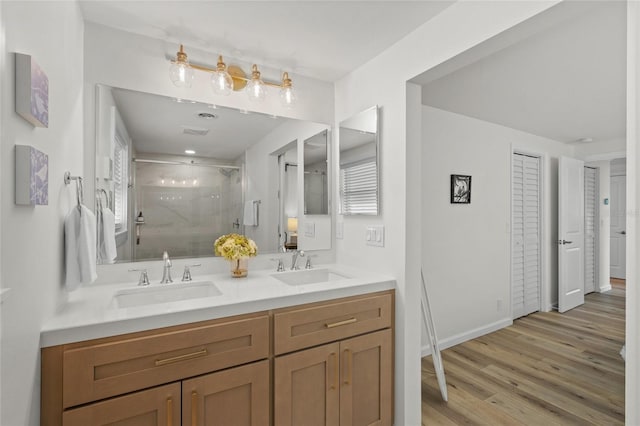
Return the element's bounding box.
[291,250,305,270]
[160,251,173,283]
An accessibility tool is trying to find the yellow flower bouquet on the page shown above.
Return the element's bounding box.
[214,233,258,277]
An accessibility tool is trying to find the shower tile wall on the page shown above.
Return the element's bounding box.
[133,162,241,261]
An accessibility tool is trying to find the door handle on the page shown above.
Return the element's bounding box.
[557,240,573,245]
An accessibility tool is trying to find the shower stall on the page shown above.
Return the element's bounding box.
[130,159,243,261]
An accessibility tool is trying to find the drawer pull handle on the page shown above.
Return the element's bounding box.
[325,317,357,328]
[191,391,198,426]
[155,349,208,367]
[167,397,173,426]
[343,349,353,385]
[328,352,338,391]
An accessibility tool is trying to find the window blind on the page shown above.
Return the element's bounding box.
[113,136,128,230]
[340,158,378,215]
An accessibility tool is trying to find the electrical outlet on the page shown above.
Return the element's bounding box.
[497,299,503,311]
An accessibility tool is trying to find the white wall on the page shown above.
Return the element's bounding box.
[576,137,626,161]
[420,106,576,352]
[335,2,560,423]
[626,1,640,423]
[0,2,84,425]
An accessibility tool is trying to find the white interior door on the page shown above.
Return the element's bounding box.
[584,167,598,294]
[512,153,541,319]
[558,157,585,313]
[610,175,626,279]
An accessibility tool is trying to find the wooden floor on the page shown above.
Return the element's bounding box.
[422,282,625,425]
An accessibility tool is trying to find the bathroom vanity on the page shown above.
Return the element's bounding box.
[40,265,395,426]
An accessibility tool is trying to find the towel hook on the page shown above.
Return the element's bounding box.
[64,172,83,211]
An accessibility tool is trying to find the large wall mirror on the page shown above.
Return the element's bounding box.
[94,84,331,264]
[339,105,379,215]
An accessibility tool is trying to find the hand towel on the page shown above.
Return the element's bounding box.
[65,205,97,291]
[98,205,117,264]
[243,200,258,226]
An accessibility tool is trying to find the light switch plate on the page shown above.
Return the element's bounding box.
[366,225,384,247]
[304,222,315,238]
[336,222,344,239]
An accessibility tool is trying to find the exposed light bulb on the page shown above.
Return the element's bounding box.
[246,64,266,102]
[211,55,233,95]
[279,72,296,107]
[169,45,194,88]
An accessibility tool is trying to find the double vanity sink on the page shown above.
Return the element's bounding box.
[41,263,393,347]
[112,268,351,309]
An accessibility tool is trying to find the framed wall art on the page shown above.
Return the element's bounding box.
[15,53,49,128]
[15,145,48,205]
[451,174,471,204]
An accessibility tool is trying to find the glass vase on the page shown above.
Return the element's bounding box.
[230,258,249,278]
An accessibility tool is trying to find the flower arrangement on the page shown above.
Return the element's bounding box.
[214,233,258,260]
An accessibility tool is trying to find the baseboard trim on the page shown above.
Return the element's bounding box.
[600,284,612,293]
[421,318,513,357]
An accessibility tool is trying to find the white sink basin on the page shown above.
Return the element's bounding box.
[272,268,350,286]
[113,281,222,308]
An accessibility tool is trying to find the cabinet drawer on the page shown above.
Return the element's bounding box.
[62,314,269,408]
[273,291,393,355]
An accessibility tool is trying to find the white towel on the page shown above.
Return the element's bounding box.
[65,205,97,291]
[97,205,117,264]
[243,200,258,226]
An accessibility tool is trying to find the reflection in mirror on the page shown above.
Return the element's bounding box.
[304,130,329,215]
[277,142,298,250]
[339,106,379,215]
[94,84,331,263]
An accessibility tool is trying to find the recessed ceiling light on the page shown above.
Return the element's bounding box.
[185,149,196,155]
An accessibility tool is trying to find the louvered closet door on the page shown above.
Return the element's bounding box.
[512,153,541,319]
[584,167,597,294]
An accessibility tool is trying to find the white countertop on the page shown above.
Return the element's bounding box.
[40,264,395,347]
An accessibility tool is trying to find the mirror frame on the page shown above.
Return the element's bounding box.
[338,105,380,216]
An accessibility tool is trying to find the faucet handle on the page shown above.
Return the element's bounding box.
[270,258,285,272]
[305,254,318,270]
[129,269,150,286]
[181,264,201,282]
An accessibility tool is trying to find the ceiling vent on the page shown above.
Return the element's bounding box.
[197,112,218,120]
[181,125,209,136]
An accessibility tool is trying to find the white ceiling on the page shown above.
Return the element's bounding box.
[413,1,626,144]
[79,1,454,82]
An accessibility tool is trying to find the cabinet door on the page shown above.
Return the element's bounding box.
[182,360,269,426]
[340,329,393,426]
[62,382,180,426]
[274,342,340,426]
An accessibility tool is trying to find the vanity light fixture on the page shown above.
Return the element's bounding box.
[169,44,297,107]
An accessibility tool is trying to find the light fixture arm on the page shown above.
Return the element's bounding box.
[169,58,292,90]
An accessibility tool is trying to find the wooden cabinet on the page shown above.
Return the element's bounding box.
[42,290,394,426]
[42,312,269,426]
[274,292,394,426]
[182,360,269,426]
[63,383,181,426]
